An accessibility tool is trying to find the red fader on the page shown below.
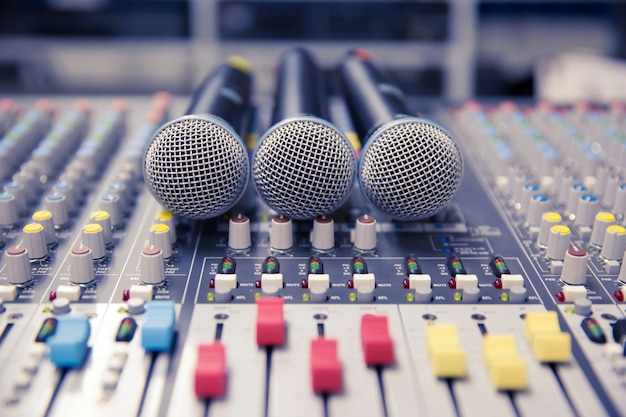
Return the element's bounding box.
[360,314,395,366]
[256,297,285,347]
[310,338,342,394]
[194,342,227,398]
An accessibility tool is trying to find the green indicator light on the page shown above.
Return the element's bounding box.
[405,256,421,275]
[263,257,280,274]
[219,257,236,274]
[352,257,368,274]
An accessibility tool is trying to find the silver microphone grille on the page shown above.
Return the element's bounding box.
[252,117,357,220]
[359,118,464,221]
[143,115,250,219]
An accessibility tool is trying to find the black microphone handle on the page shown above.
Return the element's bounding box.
[270,47,329,124]
[187,61,252,134]
[339,53,412,141]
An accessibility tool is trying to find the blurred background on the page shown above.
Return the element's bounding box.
[0,0,625,102]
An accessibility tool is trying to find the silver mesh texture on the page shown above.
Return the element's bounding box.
[359,118,464,221]
[143,115,249,219]
[252,117,357,220]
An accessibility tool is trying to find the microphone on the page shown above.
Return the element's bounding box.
[143,56,253,219]
[339,49,463,221]
[251,48,357,220]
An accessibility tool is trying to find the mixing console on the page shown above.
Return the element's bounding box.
[0,94,624,417]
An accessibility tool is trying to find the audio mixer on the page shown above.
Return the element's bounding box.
[0,91,625,417]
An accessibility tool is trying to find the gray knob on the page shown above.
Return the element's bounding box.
[126,297,145,315]
[100,194,122,227]
[22,223,48,260]
[312,215,334,251]
[462,286,481,303]
[354,214,376,251]
[574,194,599,227]
[140,246,165,285]
[574,298,592,316]
[69,245,96,284]
[270,215,293,251]
[89,210,113,245]
[52,297,71,315]
[509,286,528,303]
[600,225,626,261]
[561,247,588,285]
[45,192,69,227]
[82,224,106,260]
[32,210,56,246]
[154,211,177,243]
[149,223,172,259]
[0,192,19,227]
[546,225,571,260]
[527,194,550,227]
[538,212,562,246]
[5,245,32,285]
[415,287,433,303]
[228,214,251,250]
[590,212,616,247]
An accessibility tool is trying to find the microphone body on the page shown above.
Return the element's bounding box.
[143,58,252,219]
[252,48,356,220]
[339,52,464,221]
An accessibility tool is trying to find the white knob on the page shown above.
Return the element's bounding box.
[270,215,292,251]
[527,194,550,227]
[228,214,251,250]
[5,245,32,284]
[600,225,626,261]
[574,194,599,227]
[45,192,69,227]
[561,247,588,285]
[590,212,616,247]
[0,192,19,227]
[538,212,562,246]
[354,214,377,251]
[52,297,71,315]
[22,223,48,260]
[82,224,106,260]
[140,246,165,285]
[154,211,177,243]
[546,225,571,260]
[32,210,56,246]
[149,223,172,259]
[127,297,145,315]
[312,215,334,251]
[69,245,96,284]
[89,210,113,245]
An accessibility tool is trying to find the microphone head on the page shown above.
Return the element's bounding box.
[359,118,464,221]
[251,116,357,220]
[143,115,250,219]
